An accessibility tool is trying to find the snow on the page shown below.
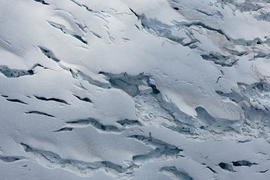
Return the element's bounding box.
[1,0,270,179]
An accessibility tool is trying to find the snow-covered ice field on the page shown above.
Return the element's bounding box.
[1,0,270,179]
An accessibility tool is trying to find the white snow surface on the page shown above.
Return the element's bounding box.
[1,0,270,179]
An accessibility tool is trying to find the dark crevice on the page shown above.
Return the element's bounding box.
[201,53,238,67]
[0,65,34,78]
[25,111,55,118]
[160,166,194,180]
[166,123,198,136]
[179,21,228,42]
[218,162,235,172]
[67,118,120,132]
[31,63,45,69]
[149,84,160,95]
[129,135,182,162]
[175,15,269,47]
[75,21,101,39]
[195,9,213,16]
[0,156,25,162]
[54,127,73,132]
[232,160,258,167]
[34,0,49,5]
[1,95,27,105]
[75,22,87,32]
[48,21,87,44]
[70,0,106,34]
[90,31,102,39]
[20,143,127,174]
[116,119,142,127]
[259,169,269,173]
[171,20,231,43]
[132,147,163,161]
[100,72,147,97]
[129,8,198,48]
[39,46,60,62]
[225,49,248,57]
[37,50,110,89]
[70,0,81,7]
[237,140,251,143]
[129,8,139,18]
[0,63,46,78]
[71,70,110,89]
[34,96,69,105]
[82,4,94,12]
[6,99,28,105]
[207,166,217,173]
[215,90,243,103]
[73,94,92,103]
[100,72,159,97]
[70,0,101,15]
[216,76,222,83]
[73,35,87,44]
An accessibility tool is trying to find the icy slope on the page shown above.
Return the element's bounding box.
[1,0,270,179]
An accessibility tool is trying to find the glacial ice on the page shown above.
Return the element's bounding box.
[1,0,270,179]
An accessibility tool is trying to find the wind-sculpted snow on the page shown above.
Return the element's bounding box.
[1,0,270,179]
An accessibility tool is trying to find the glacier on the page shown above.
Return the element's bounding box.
[1,0,270,179]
